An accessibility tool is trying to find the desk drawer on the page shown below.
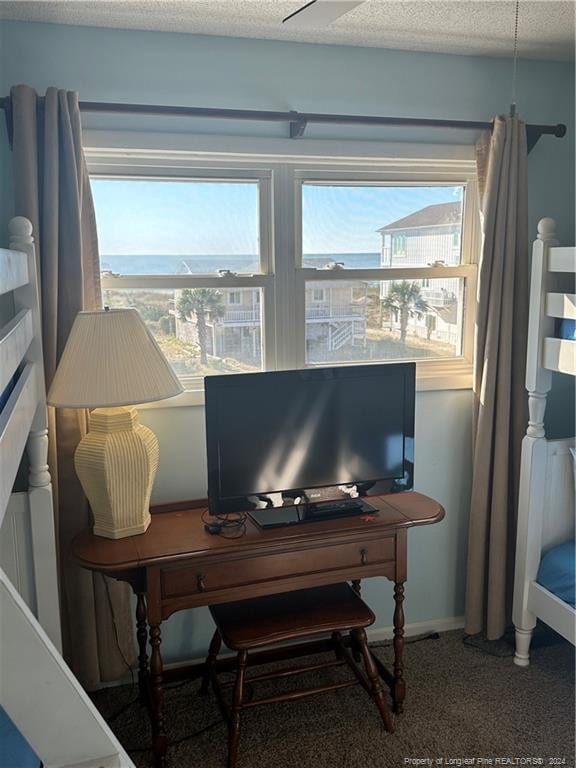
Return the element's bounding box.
[161,537,395,599]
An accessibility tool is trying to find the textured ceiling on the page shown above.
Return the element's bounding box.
[0,1,573,61]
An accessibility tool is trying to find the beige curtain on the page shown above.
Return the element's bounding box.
[10,84,136,688]
[465,115,529,640]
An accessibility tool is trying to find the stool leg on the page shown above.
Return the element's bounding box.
[350,581,362,662]
[332,630,344,660]
[201,629,221,696]
[228,650,247,768]
[350,633,362,664]
[353,628,394,734]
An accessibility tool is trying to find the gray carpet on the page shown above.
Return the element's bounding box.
[93,630,575,768]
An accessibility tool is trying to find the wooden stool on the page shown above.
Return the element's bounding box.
[201,583,394,768]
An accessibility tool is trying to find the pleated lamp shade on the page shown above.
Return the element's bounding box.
[47,308,183,408]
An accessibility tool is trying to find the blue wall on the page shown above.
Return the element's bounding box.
[0,20,573,662]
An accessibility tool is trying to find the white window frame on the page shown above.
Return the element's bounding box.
[93,166,276,401]
[87,142,480,407]
[392,233,408,257]
[293,169,479,391]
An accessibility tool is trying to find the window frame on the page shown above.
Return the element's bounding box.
[87,147,479,407]
[311,288,327,303]
[94,167,276,396]
[293,169,479,389]
[392,234,408,257]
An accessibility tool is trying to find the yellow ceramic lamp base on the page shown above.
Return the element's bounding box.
[75,406,159,539]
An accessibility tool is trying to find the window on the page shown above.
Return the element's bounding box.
[90,153,478,403]
[305,278,464,364]
[392,234,407,257]
[299,179,475,379]
[312,288,326,302]
[93,173,272,389]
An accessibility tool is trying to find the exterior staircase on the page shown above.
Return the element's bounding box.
[329,321,354,351]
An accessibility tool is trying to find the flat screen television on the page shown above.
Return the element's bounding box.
[205,362,415,527]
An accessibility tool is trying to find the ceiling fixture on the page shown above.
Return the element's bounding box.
[282,0,365,28]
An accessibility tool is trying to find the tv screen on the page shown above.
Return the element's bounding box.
[205,363,415,515]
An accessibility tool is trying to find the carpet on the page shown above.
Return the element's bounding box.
[92,630,575,768]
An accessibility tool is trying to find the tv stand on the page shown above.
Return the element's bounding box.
[72,491,445,768]
[248,498,378,529]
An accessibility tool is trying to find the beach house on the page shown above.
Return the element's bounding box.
[175,259,368,364]
[378,201,463,348]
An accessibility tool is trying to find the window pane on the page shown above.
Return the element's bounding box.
[103,288,263,377]
[92,178,261,275]
[302,184,464,268]
[305,278,463,365]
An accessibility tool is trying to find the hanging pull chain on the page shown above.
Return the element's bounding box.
[510,0,520,116]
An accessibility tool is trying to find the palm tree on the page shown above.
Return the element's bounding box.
[177,288,224,365]
[382,281,429,344]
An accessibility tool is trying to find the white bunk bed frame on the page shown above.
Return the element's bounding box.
[513,217,576,666]
[0,217,134,768]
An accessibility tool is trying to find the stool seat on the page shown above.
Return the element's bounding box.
[203,583,393,767]
[210,583,375,650]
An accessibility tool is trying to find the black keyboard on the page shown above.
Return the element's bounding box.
[248,498,377,529]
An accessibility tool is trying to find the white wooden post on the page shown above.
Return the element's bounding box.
[512,218,556,666]
[10,216,62,652]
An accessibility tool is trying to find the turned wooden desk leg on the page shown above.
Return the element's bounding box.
[136,593,149,706]
[351,579,361,595]
[393,581,406,714]
[149,623,167,768]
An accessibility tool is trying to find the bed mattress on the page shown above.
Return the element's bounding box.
[537,540,575,607]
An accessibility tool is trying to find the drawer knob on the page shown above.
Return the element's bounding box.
[197,573,206,592]
[360,548,368,566]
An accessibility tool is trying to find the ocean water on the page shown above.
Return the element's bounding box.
[100,253,381,275]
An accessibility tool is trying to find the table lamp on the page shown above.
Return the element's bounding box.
[47,308,183,539]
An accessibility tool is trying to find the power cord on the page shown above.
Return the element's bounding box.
[106,636,441,754]
[105,696,140,724]
[95,575,141,723]
[201,508,247,538]
[102,574,136,690]
[103,677,204,725]
[125,717,225,754]
[369,632,440,649]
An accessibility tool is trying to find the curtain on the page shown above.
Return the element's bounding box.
[9,85,136,688]
[465,115,529,640]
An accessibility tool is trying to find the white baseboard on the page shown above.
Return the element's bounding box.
[162,615,466,671]
[368,615,465,643]
[98,615,465,689]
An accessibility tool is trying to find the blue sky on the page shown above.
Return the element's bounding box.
[91,179,463,256]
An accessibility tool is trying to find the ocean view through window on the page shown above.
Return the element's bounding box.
[91,158,478,397]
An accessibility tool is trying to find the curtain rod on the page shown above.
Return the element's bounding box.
[0,97,567,150]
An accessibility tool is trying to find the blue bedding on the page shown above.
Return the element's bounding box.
[558,319,576,340]
[537,540,575,607]
[0,705,39,768]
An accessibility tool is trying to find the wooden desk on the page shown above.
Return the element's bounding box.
[72,492,444,767]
